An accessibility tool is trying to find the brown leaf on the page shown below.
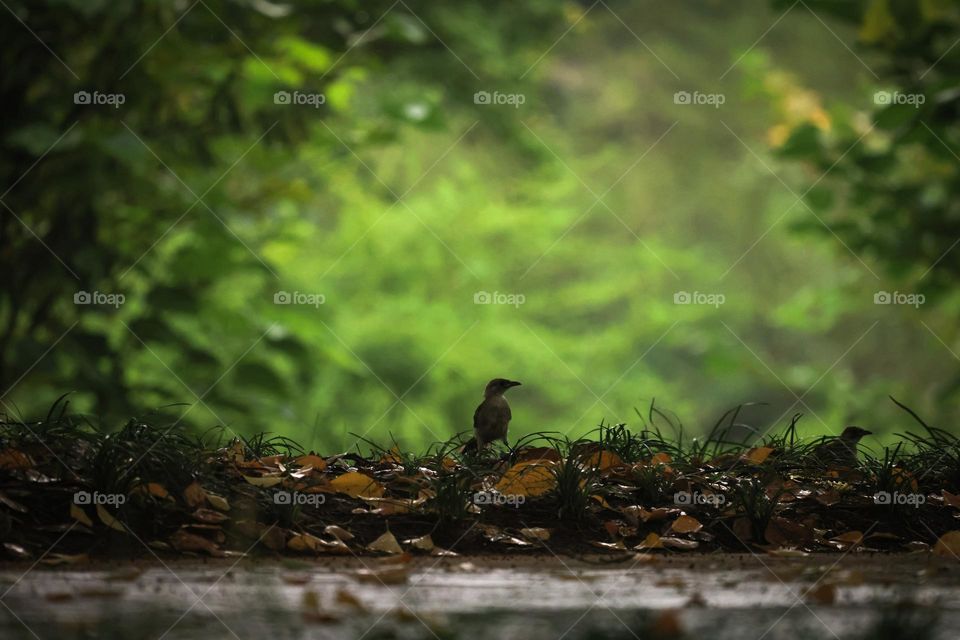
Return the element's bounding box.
[765,517,813,547]
[403,534,435,551]
[294,454,328,471]
[206,493,230,511]
[742,446,775,465]
[660,536,699,550]
[942,490,960,509]
[933,531,960,559]
[182,481,207,508]
[330,472,386,498]
[494,461,557,497]
[170,530,224,557]
[634,532,663,550]
[805,583,836,605]
[354,565,410,585]
[325,525,355,542]
[70,503,93,527]
[671,515,703,534]
[829,531,864,551]
[193,508,229,524]
[367,531,403,554]
[335,589,367,611]
[40,553,89,566]
[0,448,33,470]
[96,504,126,533]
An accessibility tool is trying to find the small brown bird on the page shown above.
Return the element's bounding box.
[812,426,872,467]
[472,378,522,450]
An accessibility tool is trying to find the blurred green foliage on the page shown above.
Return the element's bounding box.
[1,0,958,451]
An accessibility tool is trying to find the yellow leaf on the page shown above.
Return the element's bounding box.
[585,450,624,473]
[293,454,327,471]
[494,461,557,497]
[743,447,774,464]
[325,525,355,541]
[330,472,385,498]
[379,446,403,464]
[96,504,126,533]
[635,532,663,549]
[70,503,93,527]
[671,515,703,534]
[206,493,230,511]
[933,531,960,560]
[367,531,403,554]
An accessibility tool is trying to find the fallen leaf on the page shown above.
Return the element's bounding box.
[170,529,224,557]
[765,517,813,547]
[325,525,355,541]
[404,534,435,551]
[649,452,672,465]
[743,446,774,464]
[816,489,842,506]
[193,508,229,524]
[302,590,338,623]
[368,531,404,554]
[494,461,557,497]
[183,482,206,508]
[635,532,663,550]
[671,515,703,534]
[517,527,550,542]
[933,531,960,559]
[145,482,169,499]
[661,536,699,550]
[288,533,350,554]
[96,504,126,533]
[0,448,33,470]
[767,548,809,557]
[294,454,328,471]
[242,474,283,487]
[430,547,458,557]
[206,493,230,511]
[584,450,624,473]
[942,490,960,509]
[330,472,386,498]
[70,503,93,527]
[829,531,864,551]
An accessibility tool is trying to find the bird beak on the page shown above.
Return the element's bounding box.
[862,430,872,435]
[509,381,522,387]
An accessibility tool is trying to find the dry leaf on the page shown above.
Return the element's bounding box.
[494,461,557,497]
[671,515,703,534]
[288,533,350,554]
[183,481,206,508]
[335,589,366,611]
[830,531,864,550]
[325,525,355,541]
[3,543,30,560]
[942,490,960,509]
[170,529,223,557]
[0,448,33,470]
[96,504,126,533]
[933,531,960,559]
[294,454,327,471]
[368,531,404,554]
[584,450,624,473]
[743,446,774,464]
[242,474,283,487]
[661,536,699,550]
[192,508,229,524]
[404,534,435,551]
[520,527,551,541]
[70,503,93,527]
[635,532,663,549]
[206,493,230,511]
[354,565,410,585]
[302,590,338,623]
[330,472,386,498]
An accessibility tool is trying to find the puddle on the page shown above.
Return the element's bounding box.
[1,554,957,639]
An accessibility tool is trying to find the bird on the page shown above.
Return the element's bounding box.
[472,378,522,450]
[812,426,872,467]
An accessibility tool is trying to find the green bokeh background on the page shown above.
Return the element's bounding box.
[2,0,958,452]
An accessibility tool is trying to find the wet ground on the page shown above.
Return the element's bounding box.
[1,553,958,639]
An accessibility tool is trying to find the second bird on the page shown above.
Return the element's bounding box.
[473,378,522,450]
